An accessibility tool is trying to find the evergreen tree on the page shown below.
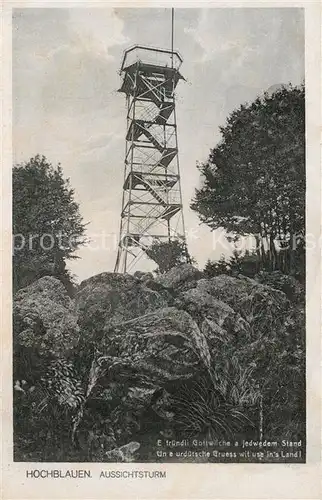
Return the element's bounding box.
[13,155,86,293]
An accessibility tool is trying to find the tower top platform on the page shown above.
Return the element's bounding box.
[120,45,183,73]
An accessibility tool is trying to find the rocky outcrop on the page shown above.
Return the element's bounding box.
[195,275,289,337]
[13,277,84,420]
[179,287,250,337]
[13,269,303,462]
[156,264,203,290]
[75,272,168,335]
[13,276,79,358]
[93,307,212,387]
[133,271,153,282]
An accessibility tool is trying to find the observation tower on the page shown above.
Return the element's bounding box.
[114,45,187,273]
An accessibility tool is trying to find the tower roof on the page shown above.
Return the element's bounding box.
[120,45,183,73]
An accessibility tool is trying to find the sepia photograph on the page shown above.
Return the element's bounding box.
[10,4,308,469]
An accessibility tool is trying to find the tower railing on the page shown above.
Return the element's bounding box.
[120,45,183,72]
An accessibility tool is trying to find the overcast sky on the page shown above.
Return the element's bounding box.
[13,7,304,282]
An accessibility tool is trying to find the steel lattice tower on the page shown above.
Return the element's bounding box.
[114,45,187,273]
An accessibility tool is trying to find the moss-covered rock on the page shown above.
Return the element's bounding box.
[14,276,79,358]
[75,272,168,335]
[156,263,203,290]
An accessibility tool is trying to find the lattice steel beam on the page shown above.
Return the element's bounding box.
[114,45,188,273]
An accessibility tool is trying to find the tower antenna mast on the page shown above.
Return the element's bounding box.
[171,8,174,68]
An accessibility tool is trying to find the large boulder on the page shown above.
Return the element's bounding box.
[13,276,80,358]
[14,269,302,462]
[73,306,213,450]
[75,274,290,446]
[179,287,250,338]
[75,273,168,334]
[156,264,203,290]
[196,274,289,337]
[94,306,212,387]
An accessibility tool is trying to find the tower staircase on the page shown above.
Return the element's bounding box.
[114,46,187,273]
